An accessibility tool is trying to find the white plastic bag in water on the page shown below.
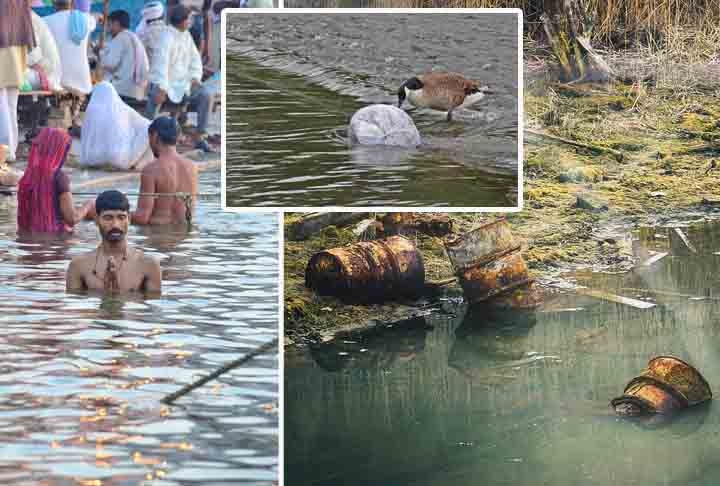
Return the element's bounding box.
[348,104,422,147]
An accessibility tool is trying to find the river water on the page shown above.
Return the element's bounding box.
[285,218,720,485]
[225,13,519,207]
[0,171,278,485]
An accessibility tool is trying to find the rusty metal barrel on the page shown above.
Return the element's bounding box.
[444,218,532,303]
[611,356,711,416]
[305,235,425,303]
[612,376,689,416]
[640,356,712,406]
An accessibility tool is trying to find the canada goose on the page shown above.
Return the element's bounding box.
[348,104,422,147]
[398,72,489,121]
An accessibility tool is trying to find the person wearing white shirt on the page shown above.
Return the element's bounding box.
[43,0,97,127]
[146,5,211,152]
[136,1,167,69]
[101,10,149,104]
[26,10,63,92]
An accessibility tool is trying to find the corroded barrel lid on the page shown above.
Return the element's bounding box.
[642,355,712,406]
[443,218,518,270]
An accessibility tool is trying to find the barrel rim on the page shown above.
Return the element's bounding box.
[453,244,523,272]
[443,217,509,250]
[646,355,712,399]
[610,395,657,415]
[623,375,691,408]
[305,249,350,293]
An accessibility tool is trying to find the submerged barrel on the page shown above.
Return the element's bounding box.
[305,235,425,303]
[611,356,711,416]
[612,376,689,416]
[348,104,422,147]
[444,218,532,303]
[640,356,712,406]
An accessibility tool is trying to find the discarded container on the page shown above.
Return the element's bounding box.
[611,356,711,416]
[444,219,532,303]
[640,356,712,406]
[305,235,425,303]
[348,104,422,147]
[612,376,689,416]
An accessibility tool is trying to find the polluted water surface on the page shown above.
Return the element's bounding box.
[225,12,520,207]
[285,218,720,486]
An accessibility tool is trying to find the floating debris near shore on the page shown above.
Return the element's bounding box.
[641,251,669,266]
[444,218,535,305]
[576,288,657,309]
[612,356,711,417]
[673,228,698,253]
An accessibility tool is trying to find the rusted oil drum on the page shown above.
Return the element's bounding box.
[305,235,425,303]
[444,218,518,268]
[611,376,689,416]
[444,219,532,303]
[640,356,712,406]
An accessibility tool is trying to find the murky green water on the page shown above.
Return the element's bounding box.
[225,13,519,207]
[285,219,720,485]
[0,172,278,484]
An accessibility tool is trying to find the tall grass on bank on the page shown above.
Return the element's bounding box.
[433,0,720,44]
[287,0,720,47]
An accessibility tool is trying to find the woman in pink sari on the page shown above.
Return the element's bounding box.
[17,127,93,233]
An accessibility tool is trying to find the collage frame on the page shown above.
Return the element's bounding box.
[220,8,526,485]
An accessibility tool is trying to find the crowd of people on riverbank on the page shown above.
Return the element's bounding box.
[3,0,234,159]
[0,0,259,295]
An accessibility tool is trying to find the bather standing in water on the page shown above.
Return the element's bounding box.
[66,190,162,294]
[17,127,94,233]
[131,116,198,225]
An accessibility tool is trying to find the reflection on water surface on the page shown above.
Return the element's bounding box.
[0,172,278,484]
[286,219,720,486]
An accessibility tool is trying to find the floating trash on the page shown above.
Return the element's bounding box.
[348,104,422,147]
[611,356,711,417]
[305,235,425,303]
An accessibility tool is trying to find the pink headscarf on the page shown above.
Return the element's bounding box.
[17,128,72,233]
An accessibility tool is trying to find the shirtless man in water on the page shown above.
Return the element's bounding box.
[132,116,199,225]
[66,190,162,294]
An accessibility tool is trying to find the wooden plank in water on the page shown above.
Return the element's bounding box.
[642,251,669,267]
[576,287,657,309]
[673,228,698,253]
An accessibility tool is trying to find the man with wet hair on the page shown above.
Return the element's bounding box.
[131,116,198,225]
[146,4,212,152]
[66,190,162,294]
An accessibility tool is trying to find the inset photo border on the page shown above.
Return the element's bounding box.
[221,8,524,213]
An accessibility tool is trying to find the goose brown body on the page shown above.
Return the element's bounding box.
[398,71,484,121]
